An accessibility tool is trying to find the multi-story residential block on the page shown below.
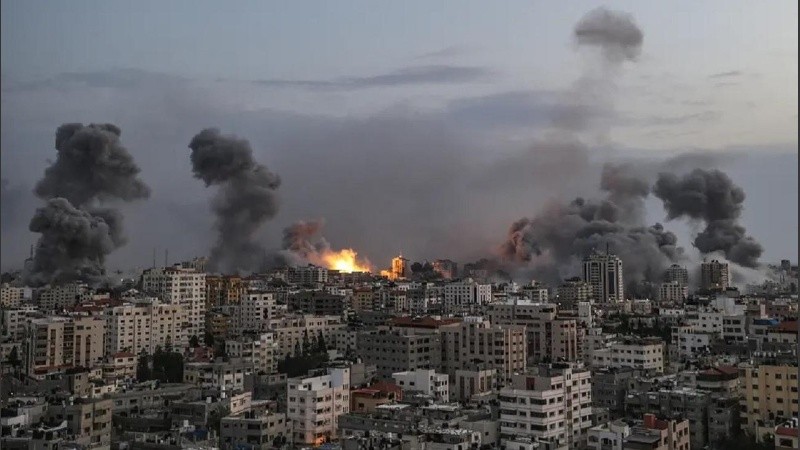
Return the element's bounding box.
[226,333,278,374]
[357,329,442,380]
[349,288,376,311]
[443,279,491,314]
[740,364,799,438]
[183,360,253,390]
[591,367,634,416]
[557,278,594,306]
[205,274,247,309]
[286,367,350,446]
[266,315,344,358]
[622,414,690,450]
[104,299,186,355]
[287,265,329,284]
[591,336,664,375]
[452,368,498,404]
[23,316,105,376]
[392,368,449,402]
[220,409,287,450]
[141,265,206,340]
[288,291,345,316]
[35,283,89,311]
[440,317,527,385]
[582,252,624,303]
[236,290,280,333]
[0,284,31,307]
[657,281,688,304]
[700,260,729,291]
[588,419,630,450]
[45,398,113,449]
[499,363,593,450]
[489,301,581,364]
[670,326,713,361]
[1,307,30,339]
[664,264,689,287]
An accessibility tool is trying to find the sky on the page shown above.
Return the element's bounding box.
[1,1,797,276]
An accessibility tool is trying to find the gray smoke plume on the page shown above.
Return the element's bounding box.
[653,168,763,267]
[500,164,682,292]
[277,219,331,266]
[499,8,669,294]
[574,7,644,63]
[25,123,150,286]
[188,128,281,273]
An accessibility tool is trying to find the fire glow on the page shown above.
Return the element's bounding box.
[318,248,371,273]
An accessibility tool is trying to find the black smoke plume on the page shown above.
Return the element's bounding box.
[188,128,281,273]
[24,124,150,286]
[653,168,763,267]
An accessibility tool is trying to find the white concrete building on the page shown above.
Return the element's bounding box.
[499,363,593,450]
[104,299,186,354]
[657,281,688,304]
[287,367,350,446]
[225,332,278,374]
[443,279,491,314]
[141,265,206,340]
[0,284,32,307]
[670,326,713,361]
[237,290,279,333]
[587,419,631,450]
[266,315,345,358]
[606,337,664,374]
[392,369,449,402]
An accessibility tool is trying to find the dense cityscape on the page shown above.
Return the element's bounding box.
[1,2,798,450]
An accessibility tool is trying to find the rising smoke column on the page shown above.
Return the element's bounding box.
[498,8,683,291]
[188,128,281,273]
[653,168,763,267]
[25,123,151,286]
[275,219,372,272]
[278,219,331,266]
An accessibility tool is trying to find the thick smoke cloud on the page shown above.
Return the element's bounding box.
[25,123,150,286]
[497,8,676,294]
[188,128,281,273]
[499,164,682,293]
[653,168,763,267]
[277,219,331,266]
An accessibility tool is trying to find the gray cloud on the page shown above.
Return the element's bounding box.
[415,45,470,60]
[709,70,742,79]
[3,68,187,92]
[632,110,722,127]
[252,64,495,90]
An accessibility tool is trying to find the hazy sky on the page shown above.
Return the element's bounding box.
[1,1,797,274]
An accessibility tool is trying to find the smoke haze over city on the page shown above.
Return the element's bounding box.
[1,1,797,282]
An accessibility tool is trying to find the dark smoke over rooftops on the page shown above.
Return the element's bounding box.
[276,219,331,266]
[653,168,763,267]
[574,7,644,63]
[25,123,150,286]
[188,128,281,273]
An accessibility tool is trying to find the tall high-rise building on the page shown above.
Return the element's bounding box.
[582,252,624,303]
[664,264,689,286]
[287,367,351,446]
[141,265,207,341]
[700,260,730,291]
[391,255,409,280]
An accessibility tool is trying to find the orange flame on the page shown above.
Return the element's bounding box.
[318,248,372,273]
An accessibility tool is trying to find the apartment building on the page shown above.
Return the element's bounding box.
[35,283,89,311]
[582,252,624,303]
[392,369,449,402]
[622,414,690,450]
[557,278,594,305]
[0,284,31,307]
[220,409,287,450]
[740,364,799,438]
[23,316,105,376]
[499,363,593,450]
[287,265,329,284]
[183,360,253,390]
[657,281,688,304]
[205,274,247,309]
[104,299,186,355]
[357,329,442,380]
[265,315,345,358]
[452,368,498,404]
[237,290,280,333]
[443,279,491,314]
[141,265,206,340]
[225,333,278,374]
[349,288,376,311]
[700,260,729,291]
[591,337,664,375]
[288,291,345,316]
[287,367,350,446]
[45,398,113,449]
[588,419,630,450]
[489,301,581,364]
